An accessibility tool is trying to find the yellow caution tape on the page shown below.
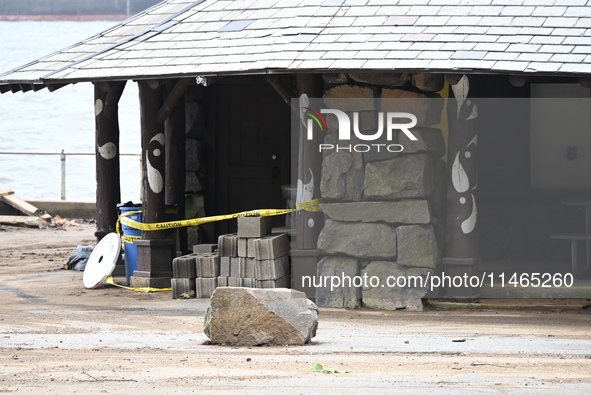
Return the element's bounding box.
[117,198,323,233]
[105,275,172,293]
[296,198,322,212]
[122,235,141,244]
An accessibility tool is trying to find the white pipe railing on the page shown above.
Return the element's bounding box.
[0,151,141,200]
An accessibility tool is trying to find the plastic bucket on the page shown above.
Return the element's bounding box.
[119,205,177,284]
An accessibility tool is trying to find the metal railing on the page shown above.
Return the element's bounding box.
[0,150,141,200]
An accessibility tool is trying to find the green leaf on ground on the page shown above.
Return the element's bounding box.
[310,363,351,374]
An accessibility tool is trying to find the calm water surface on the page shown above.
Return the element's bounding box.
[0,21,142,202]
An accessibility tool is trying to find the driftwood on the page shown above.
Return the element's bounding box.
[0,189,51,220]
[0,215,45,228]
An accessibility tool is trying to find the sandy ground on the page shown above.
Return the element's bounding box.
[1,224,591,394]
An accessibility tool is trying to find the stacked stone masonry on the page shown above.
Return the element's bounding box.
[172,216,291,299]
[317,72,447,312]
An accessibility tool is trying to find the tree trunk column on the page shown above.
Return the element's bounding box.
[163,79,189,255]
[94,81,125,241]
[132,80,174,288]
[443,75,481,298]
[291,74,324,299]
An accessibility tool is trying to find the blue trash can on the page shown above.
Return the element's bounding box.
[118,204,177,284]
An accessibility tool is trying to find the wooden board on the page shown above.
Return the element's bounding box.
[0,189,15,196]
[0,215,45,228]
[0,193,52,220]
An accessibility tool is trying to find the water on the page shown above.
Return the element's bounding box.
[0,21,142,202]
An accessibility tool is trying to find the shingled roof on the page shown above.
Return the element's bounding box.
[2,0,591,93]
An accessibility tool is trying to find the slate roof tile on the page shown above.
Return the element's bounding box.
[454,26,489,34]
[473,42,510,51]
[526,62,563,72]
[416,16,451,25]
[469,5,504,16]
[329,59,368,69]
[530,36,566,44]
[533,7,567,17]
[516,53,553,62]
[572,46,591,53]
[441,42,477,51]
[512,16,546,26]
[345,6,381,16]
[540,44,576,53]
[560,63,591,73]
[375,41,413,50]
[417,50,455,59]
[496,35,532,44]
[378,6,411,15]
[492,60,531,71]
[501,6,536,16]
[550,53,587,62]
[363,59,396,69]
[483,51,520,60]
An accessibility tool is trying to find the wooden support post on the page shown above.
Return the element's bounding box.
[291,73,324,299]
[138,80,167,241]
[443,75,481,298]
[164,79,188,254]
[131,80,174,285]
[94,81,125,240]
[295,74,324,249]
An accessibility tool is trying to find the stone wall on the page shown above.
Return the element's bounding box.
[184,85,206,247]
[316,73,447,311]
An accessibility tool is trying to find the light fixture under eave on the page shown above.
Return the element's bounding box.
[509,75,527,87]
[579,77,591,89]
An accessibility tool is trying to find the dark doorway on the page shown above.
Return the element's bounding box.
[204,76,292,239]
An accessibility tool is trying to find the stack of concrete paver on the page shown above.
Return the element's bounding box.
[218,216,290,290]
[171,243,219,299]
[171,217,290,299]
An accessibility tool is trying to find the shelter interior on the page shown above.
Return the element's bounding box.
[195,73,591,283]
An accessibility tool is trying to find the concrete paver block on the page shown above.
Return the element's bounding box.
[230,257,245,278]
[245,258,256,278]
[247,238,256,258]
[196,277,218,298]
[196,253,220,278]
[254,233,289,260]
[227,277,240,287]
[241,278,256,288]
[237,216,272,238]
[172,278,196,299]
[193,243,218,253]
[217,276,228,287]
[220,257,231,277]
[238,237,249,257]
[172,254,197,278]
[218,233,238,257]
[255,255,290,280]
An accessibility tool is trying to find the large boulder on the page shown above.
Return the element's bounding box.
[204,287,318,346]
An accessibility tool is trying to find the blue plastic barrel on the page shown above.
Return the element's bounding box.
[119,205,177,284]
[119,205,142,284]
